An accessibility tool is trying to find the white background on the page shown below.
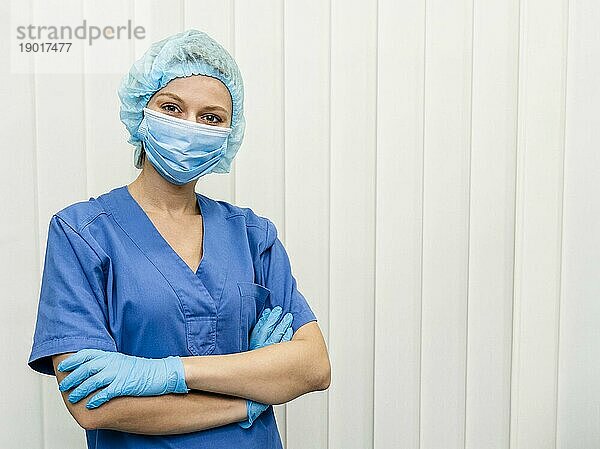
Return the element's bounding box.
[1,0,599,448]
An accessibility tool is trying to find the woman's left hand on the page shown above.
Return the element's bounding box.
[57,349,189,409]
[239,307,294,429]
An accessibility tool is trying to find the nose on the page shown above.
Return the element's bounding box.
[183,113,199,123]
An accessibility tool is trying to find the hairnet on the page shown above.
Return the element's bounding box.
[117,29,245,172]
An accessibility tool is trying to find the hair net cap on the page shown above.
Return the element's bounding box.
[118,29,245,172]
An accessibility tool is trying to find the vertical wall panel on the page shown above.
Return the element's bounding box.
[328,0,377,448]
[465,0,519,448]
[420,0,473,447]
[33,0,87,224]
[556,0,600,447]
[234,0,285,224]
[374,0,424,447]
[283,0,331,447]
[83,0,137,197]
[1,0,44,447]
[510,0,569,447]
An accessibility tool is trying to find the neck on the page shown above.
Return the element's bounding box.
[128,159,200,216]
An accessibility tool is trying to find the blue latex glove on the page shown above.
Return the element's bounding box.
[57,350,188,409]
[239,306,294,429]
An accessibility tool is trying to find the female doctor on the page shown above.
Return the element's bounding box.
[27,29,331,448]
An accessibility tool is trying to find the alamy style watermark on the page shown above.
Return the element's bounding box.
[9,1,152,74]
[16,19,146,49]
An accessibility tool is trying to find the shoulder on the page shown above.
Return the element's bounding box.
[201,194,278,247]
[53,193,109,233]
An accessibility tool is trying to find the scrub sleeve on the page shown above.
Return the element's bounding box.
[28,214,116,375]
[260,218,317,333]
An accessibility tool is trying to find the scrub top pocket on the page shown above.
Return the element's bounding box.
[237,282,271,352]
[186,315,217,356]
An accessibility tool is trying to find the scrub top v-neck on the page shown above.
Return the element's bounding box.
[27,184,318,449]
[126,185,206,276]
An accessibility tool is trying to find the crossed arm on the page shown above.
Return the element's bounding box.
[53,321,330,434]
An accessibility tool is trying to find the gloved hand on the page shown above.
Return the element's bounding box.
[57,350,188,409]
[239,306,294,429]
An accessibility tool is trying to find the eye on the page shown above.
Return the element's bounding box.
[201,114,222,124]
[160,103,181,114]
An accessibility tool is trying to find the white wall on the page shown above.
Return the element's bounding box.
[1,0,599,448]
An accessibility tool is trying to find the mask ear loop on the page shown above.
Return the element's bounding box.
[138,142,147,167]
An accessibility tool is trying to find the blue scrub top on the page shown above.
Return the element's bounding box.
[28,185,317,449]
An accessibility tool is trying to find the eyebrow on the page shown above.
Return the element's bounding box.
[154,92,230,115]
[154,92,183,102]
[202,105,229,114]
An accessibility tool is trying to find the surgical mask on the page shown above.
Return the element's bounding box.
[137,107,232,185]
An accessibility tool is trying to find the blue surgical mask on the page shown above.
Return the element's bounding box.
[137,107,232,185]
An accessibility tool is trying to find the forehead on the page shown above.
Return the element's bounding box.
[155,75,232,107]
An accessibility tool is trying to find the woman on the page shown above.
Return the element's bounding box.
[27,29,331,448]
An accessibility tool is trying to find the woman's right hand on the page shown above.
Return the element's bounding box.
[239,306,294,429]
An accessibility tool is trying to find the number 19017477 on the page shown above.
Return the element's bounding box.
[19,42,72,52]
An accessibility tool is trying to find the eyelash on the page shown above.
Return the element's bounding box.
[203,114,222,124]
[161,104,181,113]
[160,104,222,124]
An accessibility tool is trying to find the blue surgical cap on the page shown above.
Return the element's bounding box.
[117,29,245,172]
